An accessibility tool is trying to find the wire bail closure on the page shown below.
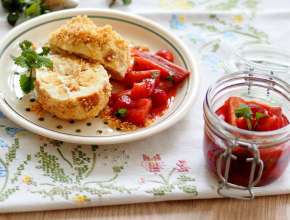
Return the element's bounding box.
[216,140,264,200]
[216,68,268,200]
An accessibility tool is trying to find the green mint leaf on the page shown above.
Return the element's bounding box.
[122,0,132,5]
[115,108,128,118]
[19,74,34,94]
[255,112,267,121]
[13,40,52,93]
[13,55,28,68]
[166,75,174,82]
[39,47,50,56]
[235,104,253,120]
[19,40,32,51]
[21,49,39,68]
[37,56,53,68]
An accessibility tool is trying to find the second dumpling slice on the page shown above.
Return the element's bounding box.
[35,54,111,120]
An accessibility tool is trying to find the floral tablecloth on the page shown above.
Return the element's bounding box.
[0,0,289,213]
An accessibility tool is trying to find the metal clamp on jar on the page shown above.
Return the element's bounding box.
[203,71,290,200]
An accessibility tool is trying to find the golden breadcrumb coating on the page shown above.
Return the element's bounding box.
[49,15,131,80]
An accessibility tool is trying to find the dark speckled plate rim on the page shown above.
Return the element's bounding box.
[0,9,198,144]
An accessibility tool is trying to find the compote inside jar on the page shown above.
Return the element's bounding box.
[203,71,290,199]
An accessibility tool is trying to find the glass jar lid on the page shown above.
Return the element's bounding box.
[224,44,290,81]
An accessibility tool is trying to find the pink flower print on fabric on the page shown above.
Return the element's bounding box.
[142,154,163,173]
[176,160,190,172]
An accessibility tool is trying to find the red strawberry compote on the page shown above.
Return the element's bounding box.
[104,48,190,130]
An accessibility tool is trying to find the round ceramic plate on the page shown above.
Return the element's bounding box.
[0,9,199,145]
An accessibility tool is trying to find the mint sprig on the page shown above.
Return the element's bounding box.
[235,104,253,130]
[234,104,269,130]
[12,40,53,94]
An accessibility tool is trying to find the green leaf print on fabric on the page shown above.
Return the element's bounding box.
[10,154,32,184]
[192,14,269,53]
[0,137,32,201]
[244,0,258,9]
[28,141,133,203]
[35,144,72,183]
[71,145,91,181]
[159,0,260,11]
[5,139,20,165]
[209,0,239,10]
[159,0,196,9]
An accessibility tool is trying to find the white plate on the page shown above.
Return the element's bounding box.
[0,9,199,145]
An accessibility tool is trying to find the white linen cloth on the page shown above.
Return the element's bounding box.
[0,0,289,213]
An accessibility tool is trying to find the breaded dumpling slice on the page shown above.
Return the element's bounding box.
[49,16,131,80]
[35,54,112,120]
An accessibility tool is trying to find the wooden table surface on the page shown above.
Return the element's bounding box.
[0,195,289,220]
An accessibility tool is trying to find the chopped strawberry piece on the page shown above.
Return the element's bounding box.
[110,90,131,103]
[247,103,268,115]
[113,94,134,111]
[256,115,282,131]
[225,96,247,125]
[124,70,160,86]
[158,80,174,91]
[282,115,290,127]
[217,97,289,132]
[131,79,156,99]
[151,89,169,108]
[110,90,131,108]
[156,49,174,62]
[126,99,152,126]
[216,106,226,121]
[247,100,282,117]
[268,106,282,117]
[236,117,248,130]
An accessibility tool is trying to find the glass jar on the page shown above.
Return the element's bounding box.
[203,71,290,199]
